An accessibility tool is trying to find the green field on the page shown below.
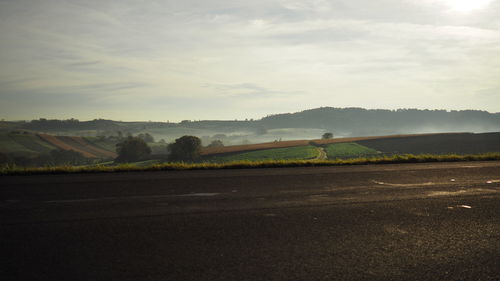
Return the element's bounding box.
[205,145,319,162]
[10,134,55,154]
[325,142,378,159]
[0,133,45,156]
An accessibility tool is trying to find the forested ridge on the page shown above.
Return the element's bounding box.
[2,107,499,136]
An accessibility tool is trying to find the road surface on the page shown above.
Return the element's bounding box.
[1,161,500,280]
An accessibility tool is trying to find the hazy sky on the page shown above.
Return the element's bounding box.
[1,0,499,121]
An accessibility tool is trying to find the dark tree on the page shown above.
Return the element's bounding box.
[136,133,155,143]
[322,132,333,139]
[115,136,152,163]
[168,135,202,162]
[206,139,224,148]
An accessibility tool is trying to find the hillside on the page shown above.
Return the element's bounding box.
[2,108,499,144]
[0,132,117,159]
[260,108,500,136]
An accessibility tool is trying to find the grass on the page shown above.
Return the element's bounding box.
[2,153,500,175]
[325,142,378,159]
[204,145,319,162]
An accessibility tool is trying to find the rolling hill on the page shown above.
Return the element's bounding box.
[0,132,117,159]
[2,131,500,166]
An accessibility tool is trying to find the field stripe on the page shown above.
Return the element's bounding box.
[66,136,117,158]
[73,137,117,158]
[57,136,101,158]
[12,134,55,153]
[37,134,97,158]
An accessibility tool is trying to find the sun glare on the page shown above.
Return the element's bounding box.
[442,0,494,12]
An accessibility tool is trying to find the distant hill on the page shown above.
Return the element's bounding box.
[1,108,499,141]
[259,108,500,136]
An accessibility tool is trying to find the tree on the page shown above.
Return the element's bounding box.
[168,135,202,162]
[137,133,155,143]
[207,139,224,148]
[115,136,151,163]
[322,132,333,139]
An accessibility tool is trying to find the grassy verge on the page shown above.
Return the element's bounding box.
[2,153,500,175]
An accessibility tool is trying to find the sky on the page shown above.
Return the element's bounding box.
[1,0,500,121]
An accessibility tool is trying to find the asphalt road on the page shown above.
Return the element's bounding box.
[1,161,500,281]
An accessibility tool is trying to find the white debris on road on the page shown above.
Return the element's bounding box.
[447,205,472,209]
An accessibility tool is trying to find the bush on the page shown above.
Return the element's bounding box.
[207,140,224,148]
[322,132,333,139]
[137,133,155,143]
[168,135,202,162]
[115,136,152,163]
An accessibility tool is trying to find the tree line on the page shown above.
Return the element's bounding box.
[6,107,499,138]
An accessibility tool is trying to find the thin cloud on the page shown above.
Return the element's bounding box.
[67,61,101,67]
[0,0,499,121]
[204,83,303,97]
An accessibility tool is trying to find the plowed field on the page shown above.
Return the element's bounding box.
[37,134,116,159]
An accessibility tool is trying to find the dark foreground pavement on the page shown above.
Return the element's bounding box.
[1,161,500,280]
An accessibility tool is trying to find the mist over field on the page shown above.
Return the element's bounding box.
[2,107,500,145]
